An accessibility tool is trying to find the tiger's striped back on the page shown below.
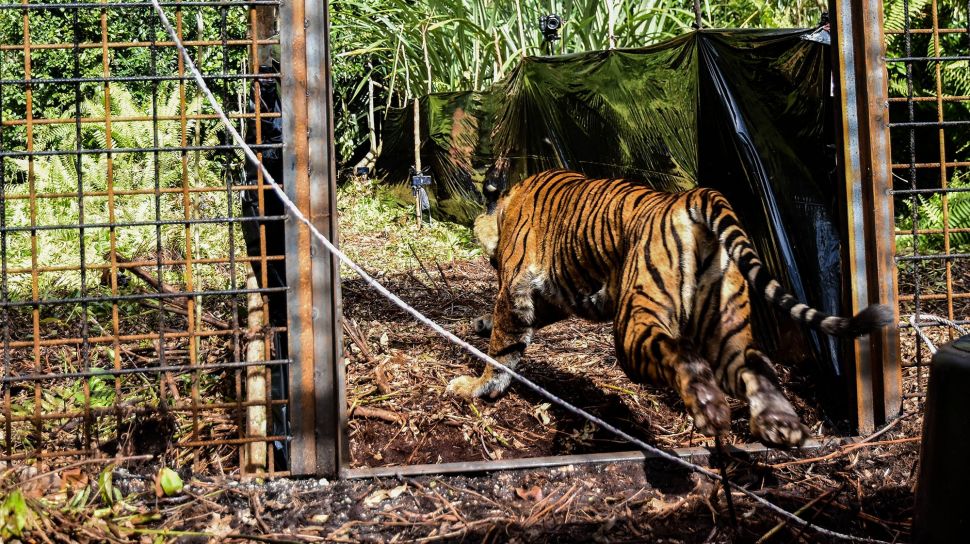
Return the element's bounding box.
[478,170,891,340]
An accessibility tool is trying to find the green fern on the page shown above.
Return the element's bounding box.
[3,85,242,299]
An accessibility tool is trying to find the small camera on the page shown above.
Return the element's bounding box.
[355,166,369,177]
[539,14,562,42]
[411,174,432,189]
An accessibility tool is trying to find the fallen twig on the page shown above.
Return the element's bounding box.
[772,437,919,469]
[350,405,405,424]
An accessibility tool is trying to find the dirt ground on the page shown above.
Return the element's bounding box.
[5,255,956,543]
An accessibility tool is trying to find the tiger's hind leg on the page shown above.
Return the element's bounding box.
[615,316,730,438]
[734,349,808,448]
[704,264,809,448]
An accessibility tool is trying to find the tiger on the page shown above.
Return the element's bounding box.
[447,169,892,448]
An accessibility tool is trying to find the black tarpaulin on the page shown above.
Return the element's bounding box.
[376,29,845,378]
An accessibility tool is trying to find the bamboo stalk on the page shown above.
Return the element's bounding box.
[413,97,422,228]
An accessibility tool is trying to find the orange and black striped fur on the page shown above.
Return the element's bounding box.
[448,170,891,447]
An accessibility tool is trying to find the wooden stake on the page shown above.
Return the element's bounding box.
[243,275,268,477]
[413,97,422,228]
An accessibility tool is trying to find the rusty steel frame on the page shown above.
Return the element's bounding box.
[279,0,344,477]
[830,0,902,434]
[342,438,849,480]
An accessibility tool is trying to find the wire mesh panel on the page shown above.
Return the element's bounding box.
[0,0,291,476]
[885,1,970,398]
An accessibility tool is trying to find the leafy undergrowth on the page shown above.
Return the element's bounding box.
[337,178,481,278]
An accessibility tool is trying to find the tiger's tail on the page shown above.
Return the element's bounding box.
[693,190,893,338]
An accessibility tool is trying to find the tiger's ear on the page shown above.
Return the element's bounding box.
[473,212,500,259]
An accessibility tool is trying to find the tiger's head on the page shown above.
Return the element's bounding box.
[474,157,511,261]
[473,212,500,260]
[482,157,510,213]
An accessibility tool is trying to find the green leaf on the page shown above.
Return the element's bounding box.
[98,466,117,505]
[158,467,184,496]
[0,489,32,539]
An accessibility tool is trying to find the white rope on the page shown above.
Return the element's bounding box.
[148,3,890,541]
[904,313,968,354]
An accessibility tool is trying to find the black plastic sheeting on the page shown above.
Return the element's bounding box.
[376,29,847,383]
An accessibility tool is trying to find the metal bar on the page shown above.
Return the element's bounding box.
[888,96,970,103]
[3,326,286,350]
[902,0,925,394]
[341,439,848,479]
[0,402,289,424]
[74,0,94,456]
[250,1,278,478]
[0,215,285,234]
[900,319,970,328]
[892,186,970,194]
[22,0,44,464]
[0,24,11,462]
[1,112,280,128]
[0,286,286,309]
[0,73,279,86]
[929,0,957,345]
[0,143,281,158]
[280,0,318,477]
[890,119,970,127]
[887,55,970,62]
[896,252,970,262]
[900,292,970,302]
[896,227,970,234]
[0,1,280,10]
[831,0,902,433]
[0,38,278,53]
[2,184,283,201]
[886,28,968,34]
[305,0,345,478]
[4,254,284,276]
[2,359,290,383]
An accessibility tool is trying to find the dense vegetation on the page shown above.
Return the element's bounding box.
[1,0,968,294]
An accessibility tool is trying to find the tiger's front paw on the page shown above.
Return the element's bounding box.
[750,406,809,448]
[446,375,482,399]
[447,373,511,400]
[686,382,731,438]
[472,315,493,338]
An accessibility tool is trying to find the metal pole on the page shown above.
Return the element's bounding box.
[830,0,902,433]
[280,0,342,476]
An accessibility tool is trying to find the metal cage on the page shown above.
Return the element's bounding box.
[0,0,340,478]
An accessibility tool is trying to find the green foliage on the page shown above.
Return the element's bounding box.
[330,0,822,166]
[2,84,246,299]
[0,489,33,539]
[886,1,970,250]
[897,181,970,254]
[337,178,480,275]
[157,467,184,496]
[0,5,249,126]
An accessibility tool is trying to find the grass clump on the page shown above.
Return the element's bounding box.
[337,178,482,276]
